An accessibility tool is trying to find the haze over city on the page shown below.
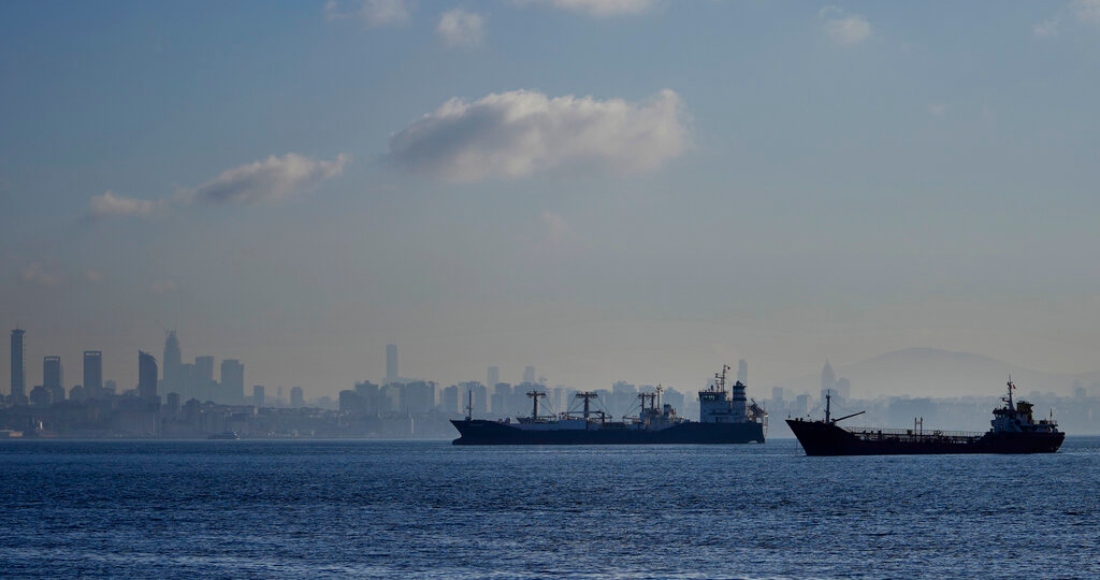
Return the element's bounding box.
[4,1,1100,400]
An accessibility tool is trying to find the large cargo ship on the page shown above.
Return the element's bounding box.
[787,380,1064,456]
[450,365,767,445]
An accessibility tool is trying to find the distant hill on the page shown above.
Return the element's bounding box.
[777,347,1089,399]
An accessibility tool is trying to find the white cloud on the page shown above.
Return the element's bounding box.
[1074,0,1100,25]
[820,6,872,47]
[87,190,163,219]
[1034,1,1100,39]
[541,211,571,246]
[193,153,350,204]
[325,0,411,27]
[387,89,689,182]
[1033,18,1060,38]
[86,153,349,220]
[928,103,949,118]
[437,9,486,48]
[20,262,62,287]
[515,0,655,18]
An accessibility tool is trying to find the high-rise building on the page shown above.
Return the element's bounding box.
[290,386,304,408]
[522,365,535,384]
[83,351,103,398]
[163,331,182,383]
[386,344,398,383]
[43,356,64,402]
[220,359,244,403]
[487,366,499,391]
[194,356,215,382]
[253,385,265,407]
[737,359,748,384]
[138,351,158,400]
[10,328,26,401]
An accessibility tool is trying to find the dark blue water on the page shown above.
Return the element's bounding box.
[1,437,1097,579]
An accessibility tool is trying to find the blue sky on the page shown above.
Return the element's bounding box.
[3,0,1099,398]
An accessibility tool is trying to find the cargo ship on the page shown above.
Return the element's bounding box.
[450,365,767,445]
[787,380,1064,455]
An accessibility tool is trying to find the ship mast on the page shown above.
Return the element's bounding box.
[465,389,473,421]
[825,390,831,424]
[527,390,547,420]
[714,364,730,392]
[575,391,598,420]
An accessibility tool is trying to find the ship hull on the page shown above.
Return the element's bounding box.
[786,419,1064,456]
[451,419,765,445]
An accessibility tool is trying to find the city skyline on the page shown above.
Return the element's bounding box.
[3,2,1100,398]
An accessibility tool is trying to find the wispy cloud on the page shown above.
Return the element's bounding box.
[192,153,350,204]
[1034,0,1100,38]
[88,190,165,219]
[1074,0,1100,25]
[515,0,656,18]
[325,0,412,27]
[86,153,350,220]
[819,6,872,47]
[387,89,689,182]
[20,262,62,287]
[437,9,486,48]
[541,211,572,246]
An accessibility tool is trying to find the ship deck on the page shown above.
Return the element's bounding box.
[845,426,984,446]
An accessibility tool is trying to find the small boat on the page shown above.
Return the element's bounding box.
[787,379,1064,455]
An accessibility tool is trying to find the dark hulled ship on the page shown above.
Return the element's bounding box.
[450,365,767,445]
[787,380,1064,456]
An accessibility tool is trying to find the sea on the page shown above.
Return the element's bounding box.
[1,437,1097,580]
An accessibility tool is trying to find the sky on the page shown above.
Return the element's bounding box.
[3,0,1100,399]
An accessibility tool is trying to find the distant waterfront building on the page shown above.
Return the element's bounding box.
[290,386,304,408]
[442,384,459,414]
[386,344,398,383]
[138,351,158,400]
[221,359,244,403]
[253,385,265,408]
[523,366,535,384]
[771,386,784,403]
[10,328,26,402]
[195,356,214,382]
[43,356,65,402]
[403,381,436,414]
[84,351,103,399]
[487,367,499,391]
[163,331,182,383]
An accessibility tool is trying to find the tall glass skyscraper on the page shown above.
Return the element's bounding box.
[10,328,25,401]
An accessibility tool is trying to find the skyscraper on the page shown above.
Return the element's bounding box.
[43,356,62,388]
[386,344,398,383]
[163,331,182,383]
[487,366,499,391]
[522,365,535,384]
[10,328,25,401]
[253,385,265,407]
[83,351,103,397]
[290,386,304,408]
[138,351,158,400]
[194,356,214,382]
[220,359,244,404]
[43,356,64,401]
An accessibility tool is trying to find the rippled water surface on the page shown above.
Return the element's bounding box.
[1,437,1098,579]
